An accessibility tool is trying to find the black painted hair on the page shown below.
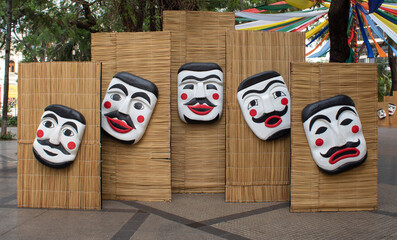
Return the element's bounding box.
[237,71,282,92]
[178,62,223,73]
[44,104,86,125]
[301,95,355,123]
[113,72,158,98]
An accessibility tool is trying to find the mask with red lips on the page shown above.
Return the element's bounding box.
[237,71,291,141]
[302,95,367,174]
[177,62,223,124]
[101,72,158,143]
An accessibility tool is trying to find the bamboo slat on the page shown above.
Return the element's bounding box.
[225,31,305,202]
[290,63,378,212]
[17,62,101,209]
[163,11,234,193]
[92,32,171,201]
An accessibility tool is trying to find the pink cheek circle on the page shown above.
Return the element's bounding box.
[352,125,359,133]
[281,98,288,105]
[104,101,111,109]
[137,115,145,123]
[37,130,44,138]
[67,142,76,150]
[213,93,219,100]
[315,138,324,146]
[181,93,188,100]
[249,109,257,117]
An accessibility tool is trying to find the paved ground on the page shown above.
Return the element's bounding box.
[0,127,396,239]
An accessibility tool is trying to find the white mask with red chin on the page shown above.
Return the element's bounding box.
[302,95,367,174]
[237,71,290,141]
[177,62,223,124]
[101,72,158,144]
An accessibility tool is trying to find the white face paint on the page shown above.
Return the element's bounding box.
[237,72,290,140]
[33,105,86,168]
[101,74,158,143]
[177,63,223,123]
[303,100,367,174]
[388,103,396,116]
[378,108,387,119]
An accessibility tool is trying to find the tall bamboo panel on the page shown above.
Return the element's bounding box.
[17,62,101,209]
[163,11,234,193]
[92,32,171,201]
[378,92,397,127]
[290,63,378,212]
[225,31,305,202]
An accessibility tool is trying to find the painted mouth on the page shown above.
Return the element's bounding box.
[44,149,58,156]
[106,117,134,133]
[329,148,360,165]
[264,116,282,128]
[187,104,214,115]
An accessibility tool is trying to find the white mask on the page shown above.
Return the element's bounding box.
[33,105,86,168]
[388,103,396,116]
[177,62,223,123]
[302,95,367,174]
[237,71,290,140]
[378,108,387,119]
[101,72,158,143]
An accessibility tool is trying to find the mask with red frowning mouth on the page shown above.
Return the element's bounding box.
[101,72,158,144]
[302,95,367,174]
[177,62,223,124]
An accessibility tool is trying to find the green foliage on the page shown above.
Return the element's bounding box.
[0,131,15,140]
[7,116,17,126]
[377,58,392,102]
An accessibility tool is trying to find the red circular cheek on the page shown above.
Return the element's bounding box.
[249,109,257,117]
[315,138,324,146]
[137,115,145,123]
[104,101,111,109]
[213,93,219,100]
[67,142,76,150]
[37,130,44,138]
[352,125,359,133]
[181,93,188,100]
[281,98,288,105]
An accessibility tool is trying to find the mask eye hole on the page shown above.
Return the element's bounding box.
[111,94,121,101]
[134,102,144,110]
[247,99,258,110]
[43,121,54,128]
[63,129,74,137]
[315,126,327,134]
[183,84,194,90]
[272,91,286,99]
[206,84,217,90]
[340,118,353,126]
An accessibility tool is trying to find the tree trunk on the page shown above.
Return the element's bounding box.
[2,0,12,136]
[388,38,397,96]
[329,0,351,62]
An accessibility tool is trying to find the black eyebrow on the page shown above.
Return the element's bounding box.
[181,74,221,82]
[109,84,128,96]
[63,121,78,133]
[241,80,285,99]
[336,106,357,120]
[309,115,331,131]
[131,92,151,104]
[42,114,58,124]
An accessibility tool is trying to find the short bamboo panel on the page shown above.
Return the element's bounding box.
[378,93,397,127]
[226,31,305,202]
[92,32,171,201]
[163,11,234,193]
[17,62,101,209]
[290,63,378,212]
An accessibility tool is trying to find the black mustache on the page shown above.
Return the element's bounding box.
[184,98,216,107]
[105,111,135,128]
[252,105,288,123]
[320,140,361,158]
[37,139,71,155]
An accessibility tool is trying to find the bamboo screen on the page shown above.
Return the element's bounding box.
[290,63,378,212]
[163,11,234,193]
[225,31,305,202]
[17,62,101,209]
[91,32,171,201]
[378,92,397,127]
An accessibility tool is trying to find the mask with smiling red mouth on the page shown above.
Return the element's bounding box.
[105,111,135,133]
[184,98,216,115]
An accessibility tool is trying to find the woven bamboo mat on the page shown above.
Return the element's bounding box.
[163,11,234,193]
[17,62,101,209]
[92,32,171,201]
[290,63,378,212]
[225,31,305,202]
